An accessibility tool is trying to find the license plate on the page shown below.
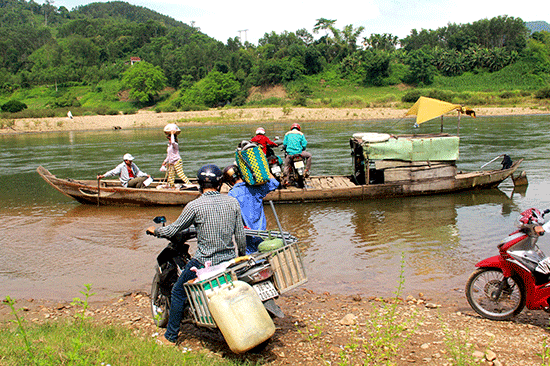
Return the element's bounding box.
[271,165,281,174]
[294,160,305,169]
[253,281,279,301]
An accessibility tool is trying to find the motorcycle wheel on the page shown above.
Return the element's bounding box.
[151,269,170,328]
[295,174,305,188]
[465,268,525,321]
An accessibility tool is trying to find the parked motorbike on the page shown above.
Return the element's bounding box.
[265,144,284,184]
[149,216,288,329]
[466,207,550,320]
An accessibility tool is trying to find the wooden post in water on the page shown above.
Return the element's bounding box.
[457,110,461,136]
[97,177,101,206]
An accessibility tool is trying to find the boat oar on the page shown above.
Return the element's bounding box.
[97,176,101,206]
[480,154,504,169]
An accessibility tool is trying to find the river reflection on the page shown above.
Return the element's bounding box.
[2,115,550,301]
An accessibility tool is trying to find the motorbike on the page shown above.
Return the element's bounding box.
[149,216,290,329]
[282,146,306,188]
[265,144,284,185]
[466,207,550,320]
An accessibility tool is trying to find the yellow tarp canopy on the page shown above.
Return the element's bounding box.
[406,96,462,125]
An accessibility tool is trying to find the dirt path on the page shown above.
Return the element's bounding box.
[2,289,549,365]
[1,106,548,134]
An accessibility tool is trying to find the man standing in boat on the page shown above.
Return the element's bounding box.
[283,123,312,184]
[97,153,151,188]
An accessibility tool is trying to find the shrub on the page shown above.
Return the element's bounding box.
[1,100,27,113]
[401,90,423,103]
[499,90,516,99]
[535,86,550,99]
[426,89,455,102]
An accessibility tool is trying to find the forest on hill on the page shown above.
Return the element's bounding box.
[1,0,550,118]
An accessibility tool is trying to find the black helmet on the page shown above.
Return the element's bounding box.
[222,164,240,186]
[197,164,223,189]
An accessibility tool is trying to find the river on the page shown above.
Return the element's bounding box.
[1,115,550,302]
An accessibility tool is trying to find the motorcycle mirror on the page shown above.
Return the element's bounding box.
[153,216,167,225]
[544,209,550,215]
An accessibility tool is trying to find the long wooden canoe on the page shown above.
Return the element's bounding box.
[37,160,522,206]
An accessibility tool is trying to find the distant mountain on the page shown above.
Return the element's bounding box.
[526,21,550,33]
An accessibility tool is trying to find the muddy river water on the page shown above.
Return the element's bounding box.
[1,116,550,302]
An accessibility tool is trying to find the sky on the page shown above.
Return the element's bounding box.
[53,0,549,44]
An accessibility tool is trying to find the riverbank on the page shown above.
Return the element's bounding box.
[1,106,549,134]
[2,289,548,365]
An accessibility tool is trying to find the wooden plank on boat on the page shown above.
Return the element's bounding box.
[385,164,456,182]
[375,160,453,169]
[319,177,334,190]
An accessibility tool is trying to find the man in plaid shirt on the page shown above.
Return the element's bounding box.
[148,164,246,345]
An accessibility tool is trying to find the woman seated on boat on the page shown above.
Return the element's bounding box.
[97,153,151,188]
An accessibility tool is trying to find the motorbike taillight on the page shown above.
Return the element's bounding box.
[250,267,273,282]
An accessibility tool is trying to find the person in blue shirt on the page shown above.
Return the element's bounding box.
[223,164,279,254]
[282,123,312,184]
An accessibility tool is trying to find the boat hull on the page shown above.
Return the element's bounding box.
[37,160,522,206]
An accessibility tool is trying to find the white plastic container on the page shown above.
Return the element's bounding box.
[207,280,275,353]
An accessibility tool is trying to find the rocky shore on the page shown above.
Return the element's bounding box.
[1,106,549,134]
[2,289,548,365]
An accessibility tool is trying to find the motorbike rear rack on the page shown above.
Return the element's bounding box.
[268,242,308,293]
[183,242,307,328]
[183,272,233,327]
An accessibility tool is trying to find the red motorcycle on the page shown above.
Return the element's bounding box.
[466,208,550,320]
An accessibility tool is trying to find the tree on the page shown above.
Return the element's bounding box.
[180,70,240,107]
[122,61,167,103]
[363,50,391,86]
[404,48,437,85]
[363,33,399,51]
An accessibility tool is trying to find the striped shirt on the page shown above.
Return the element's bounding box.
[155,191,246,265]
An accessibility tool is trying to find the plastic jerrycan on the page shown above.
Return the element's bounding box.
[207,280,275,353]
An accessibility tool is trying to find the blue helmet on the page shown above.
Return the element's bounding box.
[197,164,223,188]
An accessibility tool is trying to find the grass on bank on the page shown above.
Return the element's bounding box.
[0,286,246,366]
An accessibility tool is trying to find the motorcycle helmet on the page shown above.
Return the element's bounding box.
[222,164,240,186]
[255,127,266,135]
[197,164,223,190]
[290,123,301,131]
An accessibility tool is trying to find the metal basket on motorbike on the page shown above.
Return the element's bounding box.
[268,242,308,293]
[183,272,233,327]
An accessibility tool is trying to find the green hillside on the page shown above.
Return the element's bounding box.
[1,1,550,119]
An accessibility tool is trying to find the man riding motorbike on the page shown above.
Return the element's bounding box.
[146,164,246,345]
[282,123,312,185]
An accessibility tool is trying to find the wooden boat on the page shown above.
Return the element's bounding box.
[36,97,524,206]
[37,165,201,206]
